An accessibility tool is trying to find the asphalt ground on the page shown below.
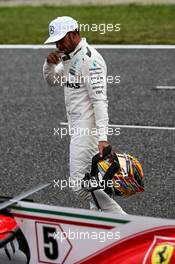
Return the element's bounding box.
[0,48,174,219]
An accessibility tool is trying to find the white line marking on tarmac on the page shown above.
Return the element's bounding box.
[60,122,175,131]
[155,86,175,90]
[0,44,175,49]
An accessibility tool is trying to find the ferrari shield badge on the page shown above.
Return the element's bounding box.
[143,236,175,264]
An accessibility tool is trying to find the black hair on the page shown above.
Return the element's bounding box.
[74,29,80,35]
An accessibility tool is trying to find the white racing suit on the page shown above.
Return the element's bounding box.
[43,38,125,214]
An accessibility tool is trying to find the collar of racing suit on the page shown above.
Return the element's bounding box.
[62,38,87,61]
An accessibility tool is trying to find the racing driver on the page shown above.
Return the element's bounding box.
[43,16,126,214]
